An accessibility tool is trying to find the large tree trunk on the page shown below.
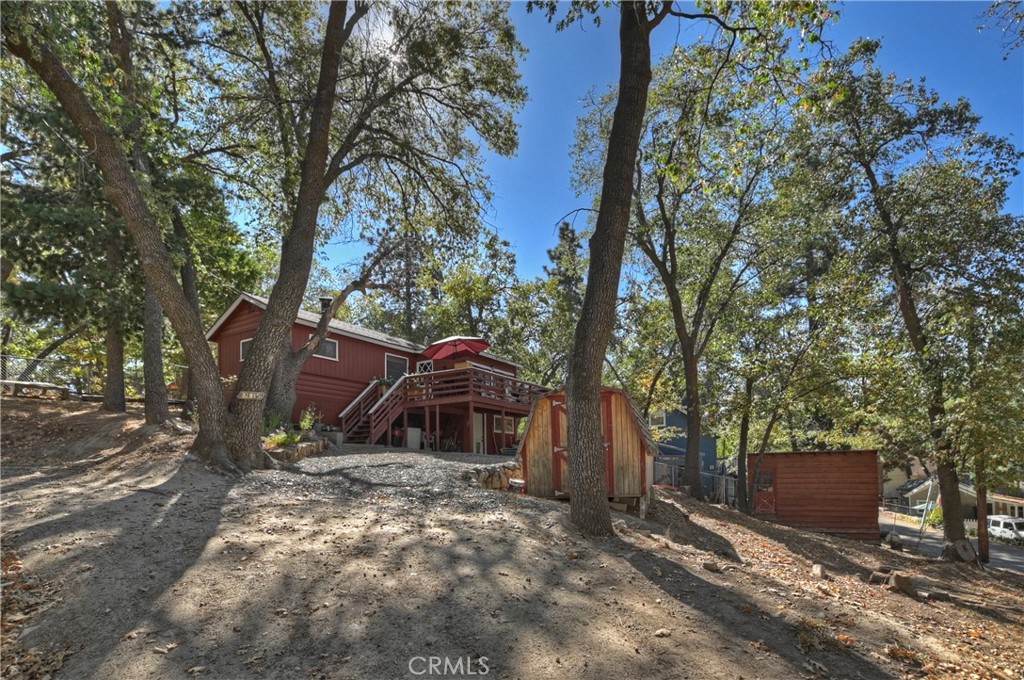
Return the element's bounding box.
[4,18,235,471]
[143,284,170,424]
[102,316,126,412]
[265,346,303,427]
[865,164,966,557]
[1,319,12,380]
[736,375,754,513]
[566,3,655,536]
[932,397,967,554]
[682,348,705,500]
[172,206,201,421]
[224,2,355,471]
[102,233,126,412]
[975,464,989,563]
[4,2,360,473]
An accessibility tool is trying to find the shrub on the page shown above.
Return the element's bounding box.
[925,505,943,528]
[263,430,301,448]
[299,403,320,434]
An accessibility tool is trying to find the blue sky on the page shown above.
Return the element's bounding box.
[479,1,1024,280]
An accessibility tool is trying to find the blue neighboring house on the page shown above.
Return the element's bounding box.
[648,409,718,495]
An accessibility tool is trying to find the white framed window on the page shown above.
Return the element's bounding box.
[240,338,254,361]
[308,335,339,361]
[416,360,434,374]
[385,354,409,382]
[493,416,516,433]
[648,410,666,428]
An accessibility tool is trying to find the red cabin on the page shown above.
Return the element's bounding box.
[748,450,880,541]
[206,293,548,454]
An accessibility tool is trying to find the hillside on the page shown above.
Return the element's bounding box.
[1,398,1022,680]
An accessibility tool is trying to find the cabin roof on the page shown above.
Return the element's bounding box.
[206,292,520,365]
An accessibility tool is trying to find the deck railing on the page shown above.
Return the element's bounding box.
[403,367,548,407]
[365,367,548,445]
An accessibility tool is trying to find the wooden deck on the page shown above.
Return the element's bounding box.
[341,367,548,449]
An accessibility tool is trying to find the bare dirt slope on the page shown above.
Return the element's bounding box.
[2,398,1022,680]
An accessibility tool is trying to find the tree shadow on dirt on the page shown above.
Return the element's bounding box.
[1,462,234,677]
[1,421,171,496]
[623,539,901,680]
[666,497,897,578]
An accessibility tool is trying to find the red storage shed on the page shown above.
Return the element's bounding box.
[748,450,880,541]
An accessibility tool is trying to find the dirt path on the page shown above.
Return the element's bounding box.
[2,399,1022,679]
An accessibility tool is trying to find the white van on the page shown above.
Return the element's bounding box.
[987,515,1024,541]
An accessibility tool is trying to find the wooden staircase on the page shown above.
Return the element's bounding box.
[367,375,411,445]
[339,380,380,443]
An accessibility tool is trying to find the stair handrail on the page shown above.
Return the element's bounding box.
[368,374,410,443]
[339,379,380,437]
[340,379,380,419]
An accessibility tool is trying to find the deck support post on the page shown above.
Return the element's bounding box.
[402,409,408,448]
[501,406,507,454]
[434,404,440,452]
[424,405,430,452]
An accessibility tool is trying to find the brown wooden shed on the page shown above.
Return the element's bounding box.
[748,450,880,541]
[518,387,657,515]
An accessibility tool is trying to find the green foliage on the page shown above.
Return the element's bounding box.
[263,430,301,449]
[299,403,320,434]
[925,505,943,528]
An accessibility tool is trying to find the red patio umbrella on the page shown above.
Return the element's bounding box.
[420,335,490,361]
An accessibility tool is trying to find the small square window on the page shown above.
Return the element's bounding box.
[308,335,338,361]
[648,410,666,428]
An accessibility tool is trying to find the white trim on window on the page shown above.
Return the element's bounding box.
[240,337,254,362]
[648,409,666,428]
[384,353,409,382]
[416,359,434,374]
[493,415,516,434]
[308,334,339,362]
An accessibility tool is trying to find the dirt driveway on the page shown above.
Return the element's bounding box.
[2,399,1022,679]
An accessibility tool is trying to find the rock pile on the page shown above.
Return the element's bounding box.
[267,439,326,463]
[464,461,522,491]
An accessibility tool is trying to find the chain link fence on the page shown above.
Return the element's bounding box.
[652,460,737,505]
[1,354,188,399]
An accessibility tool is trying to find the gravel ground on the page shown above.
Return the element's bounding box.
[236,446,510,505]
[4,400,1023,680]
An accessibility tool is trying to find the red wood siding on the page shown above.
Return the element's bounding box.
[748,451,880,541]
[482,411,519,455]
[211,303,420,425]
